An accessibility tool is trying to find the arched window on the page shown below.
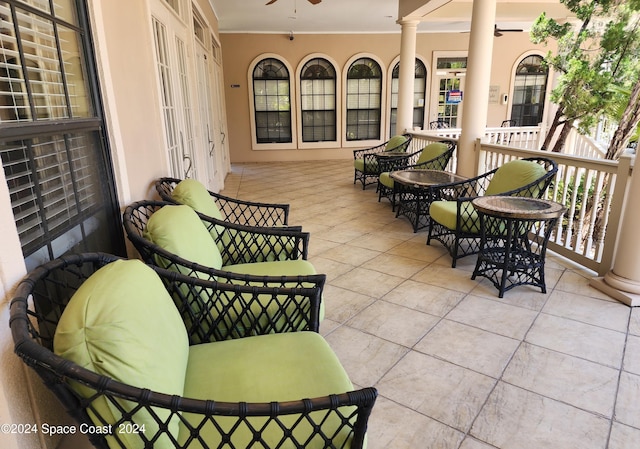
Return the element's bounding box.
[390,59,427,135]
[300,58,336,142]
[252,58,292,143]
[510,55,548,126]
[346,57,382,141]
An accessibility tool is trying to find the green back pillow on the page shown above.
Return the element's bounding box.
[172,179,223,220]
[144,204,223,270]
[485,160,547,196]
[54,259,189,449]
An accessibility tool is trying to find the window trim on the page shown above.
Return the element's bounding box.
[295,53,341,150]
[248,53,297,151]
[341,53,386,148]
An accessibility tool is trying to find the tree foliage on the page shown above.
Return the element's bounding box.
[531,0,640,156]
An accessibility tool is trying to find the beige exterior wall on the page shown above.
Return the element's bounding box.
[0,1,220,448]
[220,31,552,163]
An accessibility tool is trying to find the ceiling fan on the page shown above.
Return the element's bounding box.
[266,0,321,4]
[493,24,524,37]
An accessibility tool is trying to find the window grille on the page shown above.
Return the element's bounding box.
[0,0,123,269]
[346,57,381,141]
[253,58,292,144]
[300,57,336,143]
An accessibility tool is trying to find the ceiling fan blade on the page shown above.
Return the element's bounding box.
[308,0,322,4]
[265,0,278,5]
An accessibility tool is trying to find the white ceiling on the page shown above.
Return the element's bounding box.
[208,0,573,35]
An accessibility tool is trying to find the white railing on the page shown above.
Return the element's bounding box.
[417,126,543,150]
[407,131,633,275]
[564,128,608,159]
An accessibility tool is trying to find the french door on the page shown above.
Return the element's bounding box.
[430,54,467,128]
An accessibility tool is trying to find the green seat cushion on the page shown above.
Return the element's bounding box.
[179,332,355,448]
[54,259,189,449]
[354,158,379,173]
[379,171,394,188]
[145,204,224,271]
[429,200,480,234]
[416,142,449,165]
[485,160,547,196]
[171,179,223,220]
[385,134,408,151]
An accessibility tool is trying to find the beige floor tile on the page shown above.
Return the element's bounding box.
[542,290,630,332]
[386,239,447,263]
[324,325,408,386]
[459,438,499,449]
[555,270,615,301]
[361,253,429,278]
[308,255,354,280]
[503,343,619,417]
[526,313,626,368]
[348,233,406,253]
[383,279,465,316]
[321,284,376,323]
[377,351,495,432]
[629,308,640,336]
[319,244,380,266]
[445,295,539,340]
[367,396,464,449]
[412,264,481,293]
[615,371,640,429]
[471,382,610,449]
[348,300,440,347]
[608,422,640,449]
[470,278,550,311]
[415,319,520,377]
[331,267,406,299]
[623,334,640,375]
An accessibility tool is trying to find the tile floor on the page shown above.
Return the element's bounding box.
[221,160,640,449]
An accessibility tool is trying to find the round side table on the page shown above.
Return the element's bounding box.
[471,196,566,298]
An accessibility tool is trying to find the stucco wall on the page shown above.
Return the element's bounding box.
[219,31,549,163]
[0,1,220,448]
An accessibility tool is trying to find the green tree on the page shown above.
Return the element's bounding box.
[531,0,640,155]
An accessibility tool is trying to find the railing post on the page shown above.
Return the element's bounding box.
[591,152,640,305]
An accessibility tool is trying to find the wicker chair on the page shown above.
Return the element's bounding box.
[429,119,449,129]
[123,201,323,291]
[9,253,377,449]
[353,133,412,189]
[427,157,558,267]
[156,177,291,227]
[377,140,456,210]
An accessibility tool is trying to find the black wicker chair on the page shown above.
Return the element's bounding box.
[353,134,412,189]
[427,157,558,267]
[123,201,323,290]
[156,177,291,227]
[9,253,377,449]
[377,140,456,211]
[429,119,449,129]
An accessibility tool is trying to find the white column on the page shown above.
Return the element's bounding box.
[396,19,420,135]
[591,155,640,306]
[456,0,497,177]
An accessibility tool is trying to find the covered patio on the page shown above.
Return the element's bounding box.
[220,159,640,448]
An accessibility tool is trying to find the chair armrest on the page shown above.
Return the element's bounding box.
[158,269,324,341]
[197,212,310,265]
[353,141,388,159]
